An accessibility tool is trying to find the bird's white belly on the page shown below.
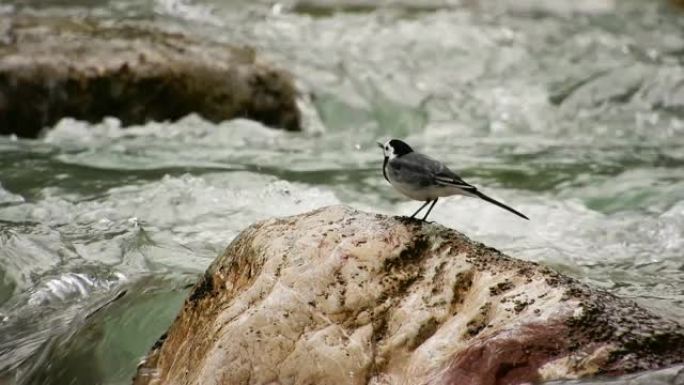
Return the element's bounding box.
[390,180,471,201]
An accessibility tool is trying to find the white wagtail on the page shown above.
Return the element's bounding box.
[378,139,529,221]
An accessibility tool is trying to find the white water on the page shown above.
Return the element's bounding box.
[0,0,683,384]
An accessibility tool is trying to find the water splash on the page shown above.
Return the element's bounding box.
[0,1,683,384]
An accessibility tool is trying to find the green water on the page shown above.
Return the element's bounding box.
[1,0,683,384]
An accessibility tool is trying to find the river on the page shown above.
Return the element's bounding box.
[0,0,683,384]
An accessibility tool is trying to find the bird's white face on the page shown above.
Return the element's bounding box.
[378,140,396,159]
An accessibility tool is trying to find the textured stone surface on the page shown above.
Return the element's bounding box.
[0,16,300,138]
[133,205,684,385]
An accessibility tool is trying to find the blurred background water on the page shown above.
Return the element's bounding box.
[1,0,683,384]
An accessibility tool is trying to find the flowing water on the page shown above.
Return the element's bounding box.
[1,0,684,384]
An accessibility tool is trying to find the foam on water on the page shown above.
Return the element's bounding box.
[0,183,24,205]
[27,271,128,306]
[0,171,339,273]
[1,1,683,384]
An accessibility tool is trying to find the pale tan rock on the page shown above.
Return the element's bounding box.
[133,205,683,385]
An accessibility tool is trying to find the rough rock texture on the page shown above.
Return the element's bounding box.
[133,205,684,385]
[0,16,300,138]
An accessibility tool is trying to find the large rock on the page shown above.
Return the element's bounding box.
[133,205,683,385]
[0,16,300,138]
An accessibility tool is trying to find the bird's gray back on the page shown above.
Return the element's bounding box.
[387,152,447,186]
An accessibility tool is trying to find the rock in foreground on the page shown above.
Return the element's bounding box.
[0,16,300,138]
[133,205,683,385]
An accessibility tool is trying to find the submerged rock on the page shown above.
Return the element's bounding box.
[0,16,300,138]
[133,205,683,385]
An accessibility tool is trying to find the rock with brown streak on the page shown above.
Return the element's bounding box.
[0,15,300,138]
[133,205,683,385]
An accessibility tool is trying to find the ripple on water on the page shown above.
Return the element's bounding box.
[0,171,339,273]
[1,274,192,384]
[0,182,24,205]
[0,0,683,384]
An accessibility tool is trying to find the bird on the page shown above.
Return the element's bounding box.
[377,139,529,222]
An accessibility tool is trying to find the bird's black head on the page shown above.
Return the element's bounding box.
[377,138,414,159]
[388,139,413,157]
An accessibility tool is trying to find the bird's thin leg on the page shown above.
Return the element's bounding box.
[410,201,430,219]
[422,199,438,221]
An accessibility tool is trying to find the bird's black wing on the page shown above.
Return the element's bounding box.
[429,160,478,191]
[434,173,478,191]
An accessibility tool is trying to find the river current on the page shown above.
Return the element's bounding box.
[0,0,683,384]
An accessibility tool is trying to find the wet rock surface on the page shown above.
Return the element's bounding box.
[0,16,300,138]
[132,205,683,385]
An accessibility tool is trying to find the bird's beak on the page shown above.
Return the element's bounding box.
[376,142,384,149]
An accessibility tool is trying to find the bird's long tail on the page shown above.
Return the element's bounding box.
[472,190,529,220]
